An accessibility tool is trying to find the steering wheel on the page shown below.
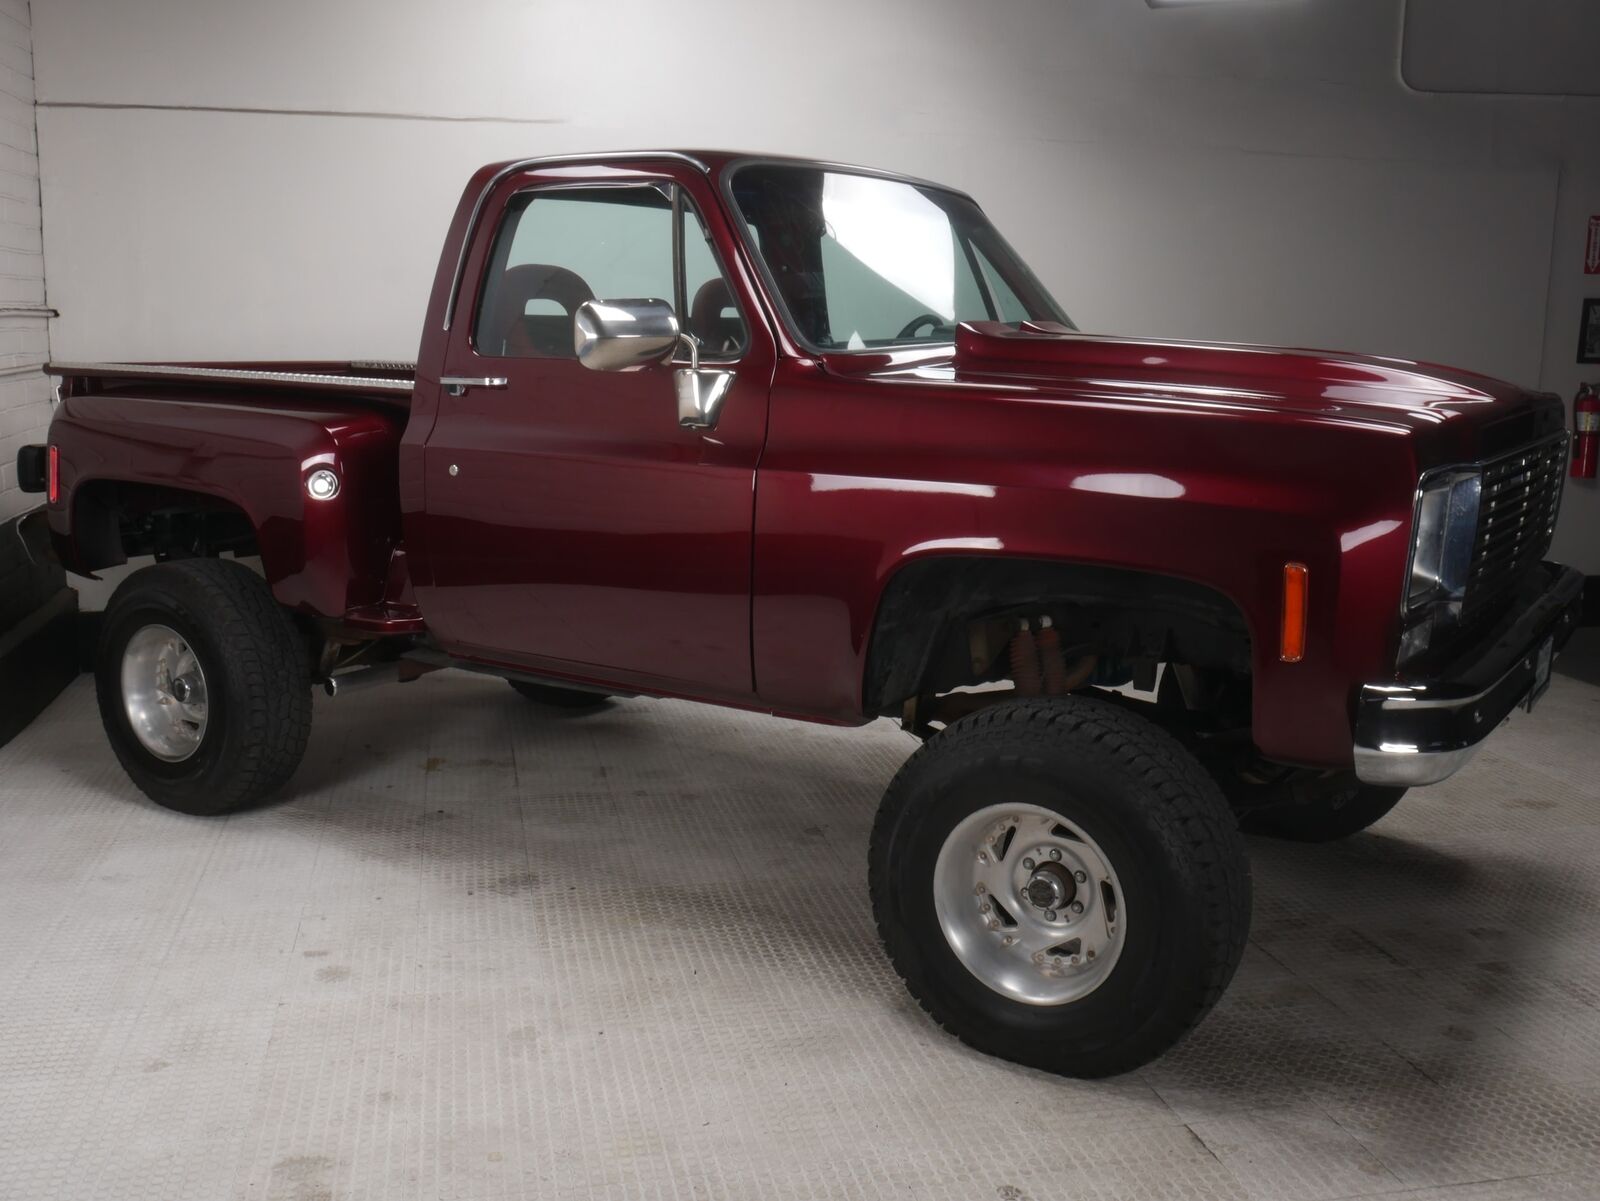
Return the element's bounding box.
[896,313,949,340]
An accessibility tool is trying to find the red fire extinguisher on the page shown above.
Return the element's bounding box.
[1573,384,1599,480]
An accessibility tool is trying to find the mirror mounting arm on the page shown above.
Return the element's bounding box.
[674,332,733,431]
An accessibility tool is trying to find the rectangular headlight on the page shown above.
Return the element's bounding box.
[1407,469,1482,609]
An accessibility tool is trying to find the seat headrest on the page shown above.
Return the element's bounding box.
[690,278,740,354]
[486,263,596,357]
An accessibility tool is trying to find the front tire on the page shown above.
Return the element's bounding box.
[96,559,312,815]
[870,696,1250,1078]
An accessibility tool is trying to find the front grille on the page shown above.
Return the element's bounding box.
[1462,435,1566,624]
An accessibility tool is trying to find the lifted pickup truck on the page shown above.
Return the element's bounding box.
[20,150,1583,1077]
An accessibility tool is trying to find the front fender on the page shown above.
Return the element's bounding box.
[751,369,1419,768]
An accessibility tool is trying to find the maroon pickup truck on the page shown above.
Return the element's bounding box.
[18,150,1583,1076]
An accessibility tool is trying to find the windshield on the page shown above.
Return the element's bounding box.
[729,164,1072,352]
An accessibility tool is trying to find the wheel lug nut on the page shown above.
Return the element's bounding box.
[987,918,999,930]
[975,884,986,895]
[1022,858,1035,871]
[1070,901,1083,914]
[1002,935,1016,947]
[1074,870,1087,883]
[1045,909,1057,921]
[1048,849,1062,861]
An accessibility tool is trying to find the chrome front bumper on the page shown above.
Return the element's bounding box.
[1353,563,1585,787]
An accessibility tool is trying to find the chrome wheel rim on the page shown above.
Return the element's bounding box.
[933,803,1127,1006]
[121,624,209,762]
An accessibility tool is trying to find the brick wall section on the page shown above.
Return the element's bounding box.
[0,0,49,523]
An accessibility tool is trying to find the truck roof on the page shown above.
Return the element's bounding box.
[476,149,972,199]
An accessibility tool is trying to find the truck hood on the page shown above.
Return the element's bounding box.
[827,322,1564,467]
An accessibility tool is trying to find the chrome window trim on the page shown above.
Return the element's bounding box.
[442,151,711,332]
[45,361,414,394]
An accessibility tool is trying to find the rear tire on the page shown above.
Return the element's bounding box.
[95,559,311,815]
[507,680,611,710]
[870,696,1251,1078]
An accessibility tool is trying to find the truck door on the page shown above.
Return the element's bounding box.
[415,167,772,701]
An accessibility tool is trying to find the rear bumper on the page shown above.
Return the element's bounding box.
[1353,562,1584,787]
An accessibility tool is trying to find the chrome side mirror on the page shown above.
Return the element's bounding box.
[674,336,734,430]
[574,298,680,371]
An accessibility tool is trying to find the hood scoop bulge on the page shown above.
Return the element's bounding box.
[951,321,1500,401]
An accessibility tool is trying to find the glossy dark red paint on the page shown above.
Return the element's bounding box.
[47,381,408,624]
[404,161,775,704]
[43,150,1568,770]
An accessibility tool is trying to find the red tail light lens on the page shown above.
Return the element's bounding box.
[47,444,59,505]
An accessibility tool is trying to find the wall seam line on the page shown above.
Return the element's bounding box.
[36,99,567,125]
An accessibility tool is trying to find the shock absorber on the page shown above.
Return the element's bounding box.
[1010,619,1045,696]
[1037,615,1071,694]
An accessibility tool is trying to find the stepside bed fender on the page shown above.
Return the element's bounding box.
[47,394,405,620]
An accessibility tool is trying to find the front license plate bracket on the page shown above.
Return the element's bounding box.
[1525,636,1554,712]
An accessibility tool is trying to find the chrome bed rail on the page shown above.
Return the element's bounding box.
[45,361,416,395]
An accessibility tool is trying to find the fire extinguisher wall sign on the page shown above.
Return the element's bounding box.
[1574,384,1599,480]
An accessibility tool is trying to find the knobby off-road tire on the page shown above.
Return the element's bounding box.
[507,680,612,710]
[95,559,312,816]
[870,696,1251,1077]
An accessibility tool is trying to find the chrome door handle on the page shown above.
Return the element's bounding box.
[440,375,508,396]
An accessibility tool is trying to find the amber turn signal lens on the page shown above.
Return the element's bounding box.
[46,444,59,505]
[1280,562,1308,663]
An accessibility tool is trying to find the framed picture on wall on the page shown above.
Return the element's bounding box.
[1582,299,1600,364]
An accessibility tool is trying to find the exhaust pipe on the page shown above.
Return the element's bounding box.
[321,662,403,698]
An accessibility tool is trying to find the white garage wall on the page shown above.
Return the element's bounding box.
[0,0,49,523]
[25,0,1600,570]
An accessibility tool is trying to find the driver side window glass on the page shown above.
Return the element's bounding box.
[473,187,746,360]
[474,188,672,359]
[682,204,748,359]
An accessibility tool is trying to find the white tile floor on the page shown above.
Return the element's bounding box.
[3,671,1600,1200]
